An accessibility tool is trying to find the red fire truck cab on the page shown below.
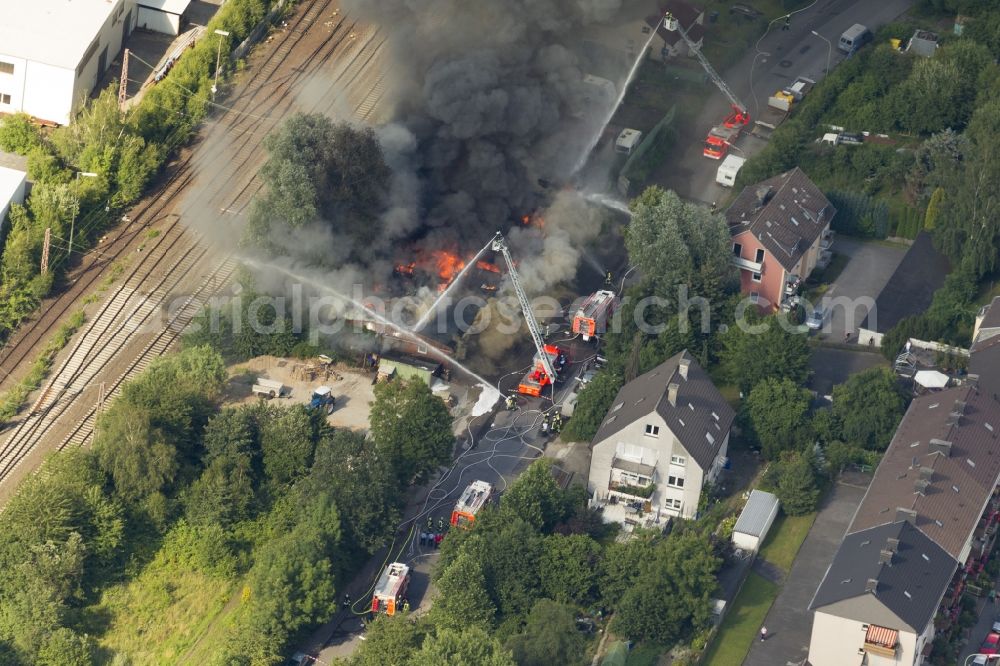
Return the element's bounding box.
[371,562,410,616]
[451,480,494,528]
[572,290,618,342]
[517,344,568,397]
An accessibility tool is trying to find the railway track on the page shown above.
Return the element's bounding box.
[0,0,393,496]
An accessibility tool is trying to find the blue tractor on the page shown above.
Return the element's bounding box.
[310,386,336,414]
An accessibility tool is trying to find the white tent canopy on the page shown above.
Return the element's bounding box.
[914,370,950,389]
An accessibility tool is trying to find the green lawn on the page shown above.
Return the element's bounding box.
[702,573,778,666]
[757,512,817,573]
[96,553,237,663]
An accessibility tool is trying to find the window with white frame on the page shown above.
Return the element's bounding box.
[732,242,742,257]
[751,271,762,282]
[664,498,682,511]
[755,248,765,263]
[644,424,660,437]
[670,454,686,466]
[667,475,684,488]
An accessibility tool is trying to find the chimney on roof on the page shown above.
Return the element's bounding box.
[914,479,929,495]
[668,383,680,407]
[919,466,933,481]
[968,374,980,389]
[896,507,918,524]
[886,538,899,553]
[866,578,879,594]
[929,439,952,457]
[678,357,690,381]
[879,549,894,565]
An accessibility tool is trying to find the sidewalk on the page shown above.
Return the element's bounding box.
[743,474,870,666]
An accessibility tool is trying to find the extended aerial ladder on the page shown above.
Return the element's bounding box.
[663,13,749,128]
[491,232,558,387]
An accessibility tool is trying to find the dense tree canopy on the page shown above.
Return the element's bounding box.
[718,314,811,395]
[369,378,454,485]
[746,377,813,459]
[832,368,907,450]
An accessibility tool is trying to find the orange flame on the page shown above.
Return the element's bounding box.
[432,250,465,282]
[476,260,501,274]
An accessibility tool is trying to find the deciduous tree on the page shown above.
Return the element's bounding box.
[746,377,812,459]
[832,368,906,450]
[369,378,454,485]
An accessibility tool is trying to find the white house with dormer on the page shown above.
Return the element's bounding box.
[587,350,735,527]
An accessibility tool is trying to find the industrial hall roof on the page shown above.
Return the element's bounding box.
[725,167,835,273]
[848,385,1000,561]
[0,0,126,70]
[809,520,956,632]
[592,350,735,471]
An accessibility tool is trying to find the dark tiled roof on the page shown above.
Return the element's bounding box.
[591,350,735,471]
[724,168,835,272]
[849,386,1000,561]
[970,341,1000,400]
[809,521,956,631]
[859,232,951,334]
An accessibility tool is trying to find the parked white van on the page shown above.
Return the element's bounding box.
[838,24,871,54]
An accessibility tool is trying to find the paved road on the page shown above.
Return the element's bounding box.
[659,0,914,205]
[743,475,871,666]
[312,339,590,662]
[817,237,908,343]
[958,591,1000,665]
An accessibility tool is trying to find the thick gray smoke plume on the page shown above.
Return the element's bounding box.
[343,0,633,251]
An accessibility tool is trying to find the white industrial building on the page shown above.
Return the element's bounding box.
[0,166,28,231]
[137,0,191,36]
[0,0,140,126]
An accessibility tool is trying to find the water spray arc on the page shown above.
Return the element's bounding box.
[413,242,491,332]
[570,9,672,177]
[238,256,499,392]
[582,191,632,216]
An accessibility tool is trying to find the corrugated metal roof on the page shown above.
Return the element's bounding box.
[733,489,780,538]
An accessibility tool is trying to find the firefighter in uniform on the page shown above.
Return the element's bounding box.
[506,394,516,411]
[402,599,410,613]
[605,271,613,286]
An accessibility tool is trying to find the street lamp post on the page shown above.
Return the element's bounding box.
[70,171,98,256]
[811,30,832,75]
[212,29,231,100]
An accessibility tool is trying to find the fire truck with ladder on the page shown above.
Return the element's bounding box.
[491,233,569,397]
[371,562,410,616]
[451,480,495,528]
[662,13,749,160]
[572,290,618,341]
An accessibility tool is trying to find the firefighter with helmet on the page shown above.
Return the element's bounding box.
[505,394,516,411]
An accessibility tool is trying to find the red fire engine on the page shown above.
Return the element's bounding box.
[517,344,567,397]
[572,290,618,342]
[451,480,494,528]
[371,562,410,616]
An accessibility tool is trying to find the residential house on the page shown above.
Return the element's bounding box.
[588,350,735,527]
[644,0,705,61]
[808,383,1000,665]
[857,233,951,347]
[724,168,836,311]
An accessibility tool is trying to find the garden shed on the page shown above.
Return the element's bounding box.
[732,489,780,553]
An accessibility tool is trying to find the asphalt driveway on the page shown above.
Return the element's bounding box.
[809,347,888,399]
[816,237,908,343]
[743,474,870,666]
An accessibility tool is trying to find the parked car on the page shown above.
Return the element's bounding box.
[806,307,829,330]
[981,632,1000,655]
